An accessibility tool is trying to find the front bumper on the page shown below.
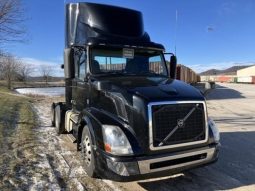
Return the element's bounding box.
[97,143,219,181]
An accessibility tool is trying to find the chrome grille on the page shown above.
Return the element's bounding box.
[148,101,208,150]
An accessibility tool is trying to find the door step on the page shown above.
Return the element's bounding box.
[67,134,77,143]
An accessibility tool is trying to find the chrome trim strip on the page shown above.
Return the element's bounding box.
[138,147,215,174]
[148,101,208,151]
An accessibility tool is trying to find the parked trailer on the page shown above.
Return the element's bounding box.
[200,75,237,83]
[200,75,218,82]
[176,64,200,83]
[216,76,235,83]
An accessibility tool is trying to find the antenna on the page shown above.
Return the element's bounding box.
[174,10,178,56]
[64,0,66,15]
[64,0,67,48]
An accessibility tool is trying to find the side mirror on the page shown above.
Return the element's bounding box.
[169,55,177,79]
[64,48,74,78]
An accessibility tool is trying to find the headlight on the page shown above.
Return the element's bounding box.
[102,125,133,156]
[208,117,220,142]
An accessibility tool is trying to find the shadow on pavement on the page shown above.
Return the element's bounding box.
[138,131,255,191]
[213,116,255,127]
[206,84,245,100]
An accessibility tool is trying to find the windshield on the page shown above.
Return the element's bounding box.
[90,47,168,77]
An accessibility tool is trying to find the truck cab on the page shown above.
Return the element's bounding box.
[51,2,220,181]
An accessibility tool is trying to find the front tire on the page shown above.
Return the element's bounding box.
[81,125,97,177]
[51,103,55,127]
[55,104,65,135]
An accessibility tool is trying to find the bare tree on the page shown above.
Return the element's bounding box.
[0,0,27,88]
[40,65,52,84]
[18,62,33,83]
[0,0,26,44]
[0,51,4,80]
[0,53,20,89]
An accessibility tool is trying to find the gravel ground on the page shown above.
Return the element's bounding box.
[2,83,255,190]
[31,97,116,191]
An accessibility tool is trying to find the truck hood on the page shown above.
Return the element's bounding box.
[91,76,205,154]
[95,76,204,102]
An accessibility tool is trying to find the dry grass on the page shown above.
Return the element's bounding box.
[22,93,47,99]
[0,85,37,189]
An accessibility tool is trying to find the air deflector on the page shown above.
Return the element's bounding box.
[65,2,147,47]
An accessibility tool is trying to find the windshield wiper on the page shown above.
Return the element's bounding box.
[95,71,124,76]
[95,71,167,77]
[137,71,167,77]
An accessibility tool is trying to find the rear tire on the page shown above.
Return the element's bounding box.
[81,125,97,177]
[51,103,55,127]
[55,104,65,135]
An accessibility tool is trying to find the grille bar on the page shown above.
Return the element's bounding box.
[148,101,208,151]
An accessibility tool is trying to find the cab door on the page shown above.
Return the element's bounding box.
[72,48,89,111]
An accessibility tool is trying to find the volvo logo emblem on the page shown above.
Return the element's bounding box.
[177,119,185,128]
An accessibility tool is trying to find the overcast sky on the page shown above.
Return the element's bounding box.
[5,0,255,76]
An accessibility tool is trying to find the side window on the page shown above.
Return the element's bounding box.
[79,51,86,80]
[74,49,87,80]
[149,55,164,74]
[74,51,80,78]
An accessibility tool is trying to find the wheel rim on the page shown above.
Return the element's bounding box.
[82,135,92,166]
[55,109,60,129]
[51,106,54,123]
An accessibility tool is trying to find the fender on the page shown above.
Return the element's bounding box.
[77,107,142,154]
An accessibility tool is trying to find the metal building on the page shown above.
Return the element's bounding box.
[237,65,255,83]
[237,65,255,77]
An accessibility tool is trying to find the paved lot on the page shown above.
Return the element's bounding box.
[1,83,255,190]
[54,83,255,191]
[116,83,255,190]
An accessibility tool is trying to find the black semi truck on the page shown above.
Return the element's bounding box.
[51,2,220,181]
